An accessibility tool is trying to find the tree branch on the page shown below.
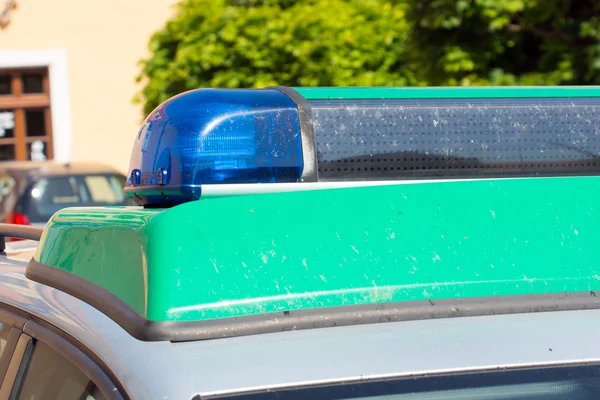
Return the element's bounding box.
[506,23,573,44]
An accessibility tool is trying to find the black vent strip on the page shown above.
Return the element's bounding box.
[309,98,600,180]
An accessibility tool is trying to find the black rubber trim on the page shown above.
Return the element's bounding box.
[268,86,318,182]
[125,184,202,208]
[22,320,124,400]
[0,224,43,253]
[25,258,600,342]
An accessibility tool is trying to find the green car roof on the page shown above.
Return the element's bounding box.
[28,176,600,333]
[24,85,600,341]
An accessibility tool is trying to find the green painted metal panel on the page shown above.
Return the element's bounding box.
[35,177,600,323]
[294,86,600,100]
[34,207,162,316]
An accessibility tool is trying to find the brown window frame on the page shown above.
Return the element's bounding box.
[0,68,54,161]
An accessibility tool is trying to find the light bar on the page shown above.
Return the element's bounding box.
[126,86,600,207]
[309,97,600,180]
[125,88,307,206]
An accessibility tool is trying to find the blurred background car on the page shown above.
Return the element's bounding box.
[0,161,134,228]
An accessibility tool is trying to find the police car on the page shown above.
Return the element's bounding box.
[0,86,600,399]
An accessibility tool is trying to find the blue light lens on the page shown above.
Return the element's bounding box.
[126,89,304,206]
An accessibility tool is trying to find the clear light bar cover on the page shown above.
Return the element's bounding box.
[125,89,304,206]
[309,98,600,180]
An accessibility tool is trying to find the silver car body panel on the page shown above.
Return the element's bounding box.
[0,246,197,400]
[1,246,600,398]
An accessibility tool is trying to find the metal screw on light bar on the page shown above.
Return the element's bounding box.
[157,168,169,186]
[131,169,141,186]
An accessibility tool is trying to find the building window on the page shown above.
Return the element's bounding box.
[0,68,53,162]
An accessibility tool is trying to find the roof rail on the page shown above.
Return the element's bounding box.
[0,224,43,252]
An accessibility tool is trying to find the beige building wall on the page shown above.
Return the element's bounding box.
[0,0,178,174]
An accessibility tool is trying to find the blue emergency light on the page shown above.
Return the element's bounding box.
[125,87,307,206]
[125,86,600,207]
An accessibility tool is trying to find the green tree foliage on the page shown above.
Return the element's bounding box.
[136,0,415,115]
[136,0,600,115]
[408,0,600,86]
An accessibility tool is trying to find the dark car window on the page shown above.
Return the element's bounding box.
[16,341,104,400]
[21,174,130,223]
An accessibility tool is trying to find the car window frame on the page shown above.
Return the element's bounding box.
[208,362,600,400]
[0,303,125,400]
[0,309,27,388]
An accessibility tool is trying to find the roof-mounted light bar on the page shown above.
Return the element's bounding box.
[126,86,600,207]
[125,88,313,206]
